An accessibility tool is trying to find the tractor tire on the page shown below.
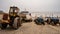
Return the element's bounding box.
[1,23,7,29]
[13,17,21,30]
[42,22,45,25]
[51,22,55,26]
[54,22,57,25]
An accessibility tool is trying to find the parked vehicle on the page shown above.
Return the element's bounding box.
[20,11,32,22]
[0,6,22,30]
[34,17,45,25]
[47,17,59,25]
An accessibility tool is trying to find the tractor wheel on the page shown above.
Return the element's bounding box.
[1,23,7,29]
[13,17,21,30]
[51,22,55,26]
[54,22,57,26]
[42,22,45,25]
[59,22,60,25]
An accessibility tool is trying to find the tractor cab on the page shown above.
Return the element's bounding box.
[9,6,19,17]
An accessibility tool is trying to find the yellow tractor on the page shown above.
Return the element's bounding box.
[1,6,21,29]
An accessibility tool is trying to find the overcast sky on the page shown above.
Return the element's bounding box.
[0,0,60,13]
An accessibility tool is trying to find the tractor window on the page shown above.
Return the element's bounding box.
[15,10,17,13]
[15,10,16,12]
[10,8,13,12]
